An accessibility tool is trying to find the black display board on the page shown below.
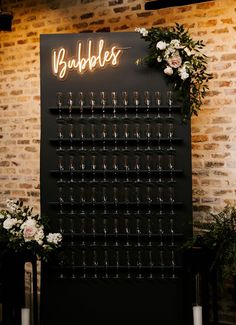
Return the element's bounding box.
[40,32,192,325]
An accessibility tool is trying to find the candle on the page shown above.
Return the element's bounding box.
[193,305,202,325]
[21,308,30,325]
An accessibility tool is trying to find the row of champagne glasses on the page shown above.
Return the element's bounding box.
[57,120,175,139]
[57,152,175,173]
[57,90,174,110]
[57,213,176,234]
[58,246,177,280]
[57,183,176,205]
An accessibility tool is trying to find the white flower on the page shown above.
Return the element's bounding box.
[157,56,162,62]
[21,218,38,241]
[0,213,5,219]
[135,27,148,37]
[156,41,167,50]
[170,39,182,49]
[164,66,174,76]
[6,199,18,211]
[167,51,182,68]
[184,47,192,56]
[46,233,62,245]
[3,217,18,230]
[35,227,45,245]
[178,66,189,80]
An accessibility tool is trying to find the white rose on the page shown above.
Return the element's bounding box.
[46,233,62,245]
[156,41,167,50]
[164,66,174,76]
[167,51,182,68]
[3,217,18,230]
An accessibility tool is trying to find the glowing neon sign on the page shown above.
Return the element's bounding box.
[52,39,122,80]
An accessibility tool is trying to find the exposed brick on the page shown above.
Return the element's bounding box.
[205,161,225,168]
[90,19,104,26]
[109,0,123,5]
[113,6,129,13]
[212,135,229,141]
[80,12,94,19]
[221,53,236,61]
[192,135,208,142]
[137,11,153,17]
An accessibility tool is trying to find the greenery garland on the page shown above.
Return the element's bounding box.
[135,24,213,119]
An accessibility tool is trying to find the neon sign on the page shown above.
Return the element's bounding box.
[52,39,122,80]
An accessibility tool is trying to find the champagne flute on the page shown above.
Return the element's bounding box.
[134,123,140,150]
[112,154,118,182]
[104,249,109,279]
[102,123,107,151]
[155,91,161,119]
[168,122,174,151]
[111,91,118,118]
[146,123,151,151]
[167,90,173,119]
[57,123,64,152]
[92,217,96,246]
[68,122,75,151]
[91,154,97,183]
[133,91,139,118]
[114,216,118,247]
[122,91,128,118]
[149,249,154,279]
[147,217,152,247]
[144,90,150,117]
[89,91,95,118]
[112,123,118,151]
[100,91,106,118]
[82,249,86,278]
[78,91,84,118]
[124,215,130,247]
[137,250,142,279]
[124,123,129,150]
[67,91,73,120]
[91,123,96,151]
[93,249,98,279]
[126,249,131,279]
[115,249,119,279]
[136,216,141,247]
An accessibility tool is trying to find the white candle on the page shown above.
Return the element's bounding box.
[21,308,30,325]
[193,305,202,325]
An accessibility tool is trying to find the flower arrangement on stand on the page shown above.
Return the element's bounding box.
[0,199,62,261]
[135,24,213,119]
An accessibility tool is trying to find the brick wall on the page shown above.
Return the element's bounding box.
[0,0,236,323]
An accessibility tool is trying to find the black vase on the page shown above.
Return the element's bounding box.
[0,248,26,325]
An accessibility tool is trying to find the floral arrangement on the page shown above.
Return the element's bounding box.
[192,205,236,279]
[135,24,213,119]
[0,199,62,261]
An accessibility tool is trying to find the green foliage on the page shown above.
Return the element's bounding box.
[192,206,236,278]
